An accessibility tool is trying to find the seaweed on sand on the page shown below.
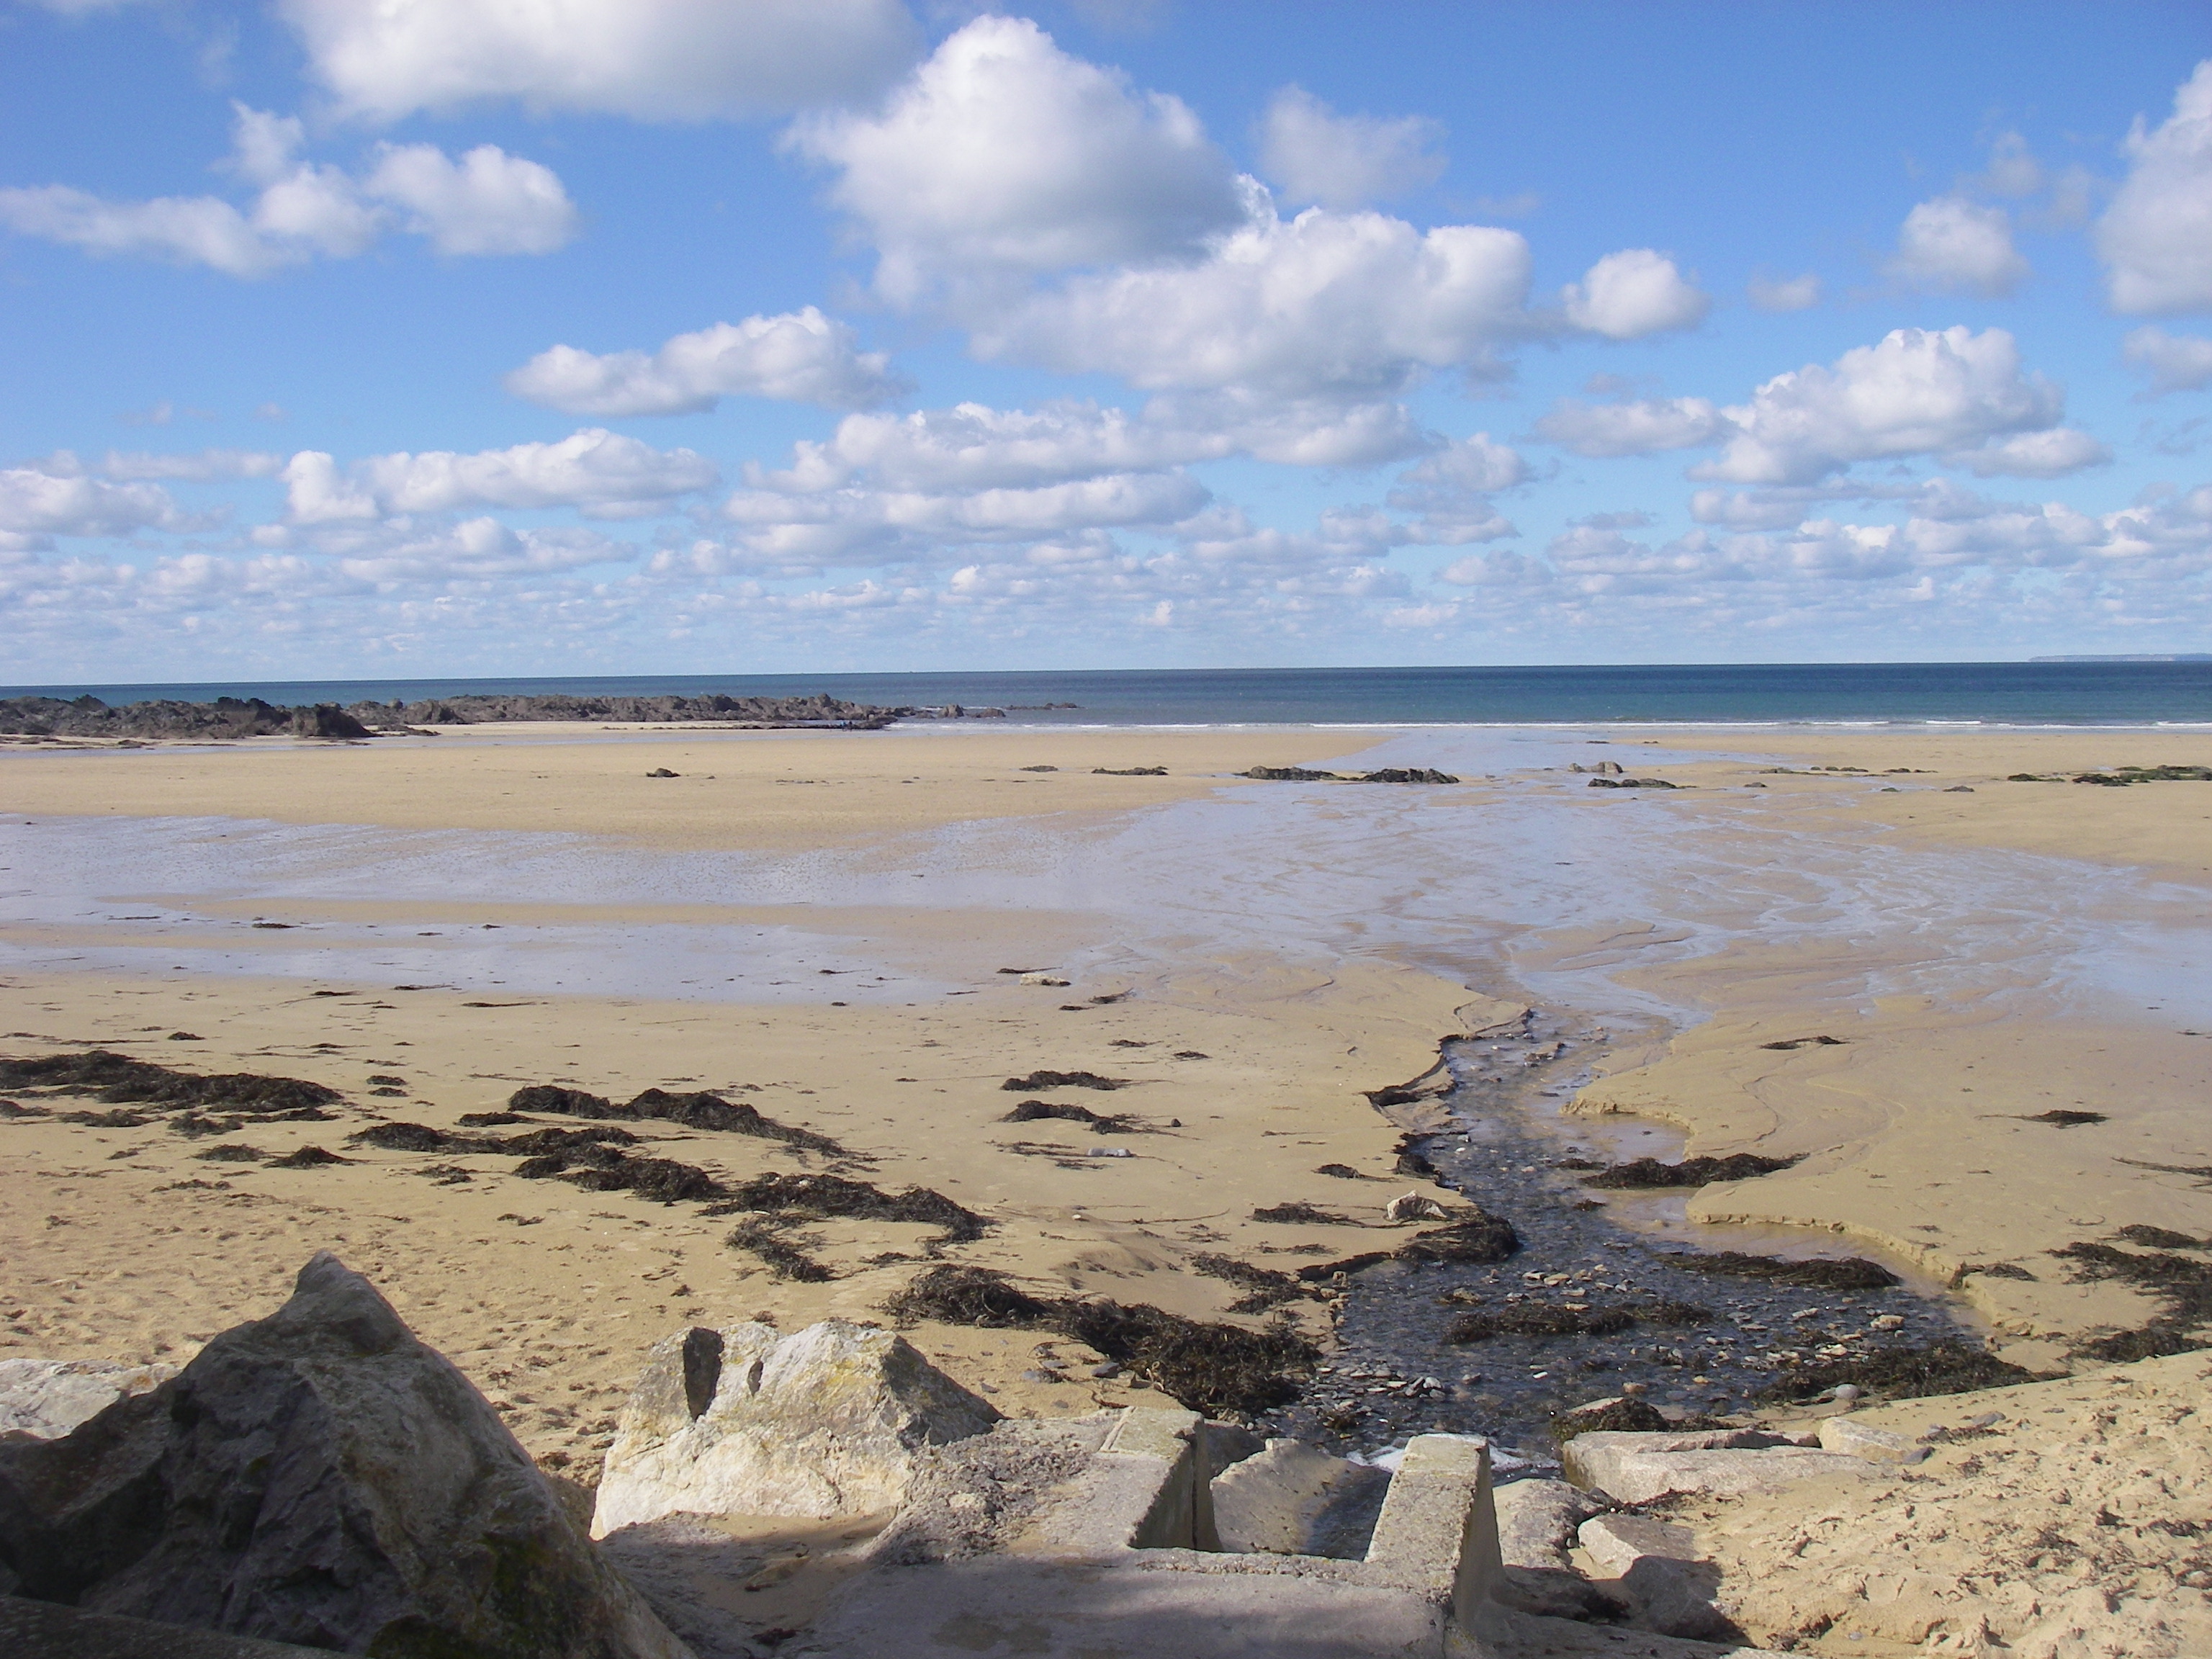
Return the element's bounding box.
[1053,1300,1317,1418]
[1663,1251,1900,1290]
[2115,1225,2207,1249]
[1002,1100,1133,1132]
[881,1266,1319,1416]
[1582,1154,1802,1190]
[516,1144,727,1204]
[2050,1239,2212,1361]
[1000,1071,1127,1092]
[1250,1202,1357,1226]
[1757,1340,2046,1403]
[706,1172,986,1244]
[884,1266,1053,1328]
[727,1218,835,1283]
[1446,1298,1709,1343]
[269,1145,349,1169]
[0,1051,342,1114]
[506,1082,844,1153]
[1189,1254,1323,1313]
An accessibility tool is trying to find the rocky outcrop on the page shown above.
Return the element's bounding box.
[0,1359,176,1441]
[0,1251,691,1659]
[0,697,369,741]
[1563,1428,1866,1505]
[592,1321,1001,1536]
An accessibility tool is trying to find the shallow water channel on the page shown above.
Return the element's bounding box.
[1256,1007,1975,1465]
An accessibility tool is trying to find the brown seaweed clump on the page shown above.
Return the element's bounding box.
[1758,1340,2046,1403]
[1001,1100,1131,1132]
[1393,1209,1522,1264]
[1664,1251,1900,1290]
[507,1083,843,1153]
[1582,1153,1801,1190]
[1250,1202,1357,1226]
[881,1264,1318,1417]
[708,1172,986,1244]
[1447,1298,1709,1343]
[0,1051,342,1115]
[727,1218,835,1283]
[2050,1239,2212,1362]
[1551,1398,1671,1439]
[999,1071,1127,1092]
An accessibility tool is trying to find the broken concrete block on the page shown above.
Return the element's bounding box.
[0,1358,178,1441]
[593,1319,1000,1534]
[1210,1438,1387,1556]
[1564,1429,1868,1505]
[0,1251,689,1659]
[1817,1413,1931,1464]
[1578,1514,1739,1642]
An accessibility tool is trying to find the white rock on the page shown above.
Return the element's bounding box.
[1492,1477,1605,1572]
[1018,973,1070,987]
[1565,1429,1870,1505]
[1818,1413,1932,1465]
[1578,1512,1699,1577]
[592,1320,1000,1536]
[0,1359,177,1440]
[1383,1191,1448,1223]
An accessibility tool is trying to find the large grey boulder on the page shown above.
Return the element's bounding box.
[0,1251,691,1659]
[0,1359,177,1440]
[591,1320,1001,1536]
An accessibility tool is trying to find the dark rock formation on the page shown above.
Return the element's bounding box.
[0,697,369,742]
[1354,768,1460,784]
[0,1252,690,1658]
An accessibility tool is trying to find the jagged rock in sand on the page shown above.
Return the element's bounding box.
[0,1358,179,1440]
[1491,1476,1623,1621]
[1382,1190,1449,1223]
[1815,1412,1930,1464]
[0,1251,690,1659]
[592,1320,1001,1536]
[1577,1514,1738,1642]
[1563,1428,1865,1506]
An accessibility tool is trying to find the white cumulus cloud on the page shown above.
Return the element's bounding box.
[362,143,578,256]
[0,468,193,540]
[283,430,719,523]
[1747,271,1821,313]
[0,102,575,276]
[1257,85,1446,209]
[505,310,903,416]
[2097,60,2212,315]
[788,15,1244,306]
[1887,197,2028,297]
[1563,248,1709,339]
[1534,397,1726,458]
[2124,326,2212,395]
[1941,427,2110,479]
[277,0,921,123]
[978,197,1532,399]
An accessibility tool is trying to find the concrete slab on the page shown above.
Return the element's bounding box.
[1563,1432,1867,1506]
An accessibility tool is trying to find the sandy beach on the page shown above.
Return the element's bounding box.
[2,719,2208,1482]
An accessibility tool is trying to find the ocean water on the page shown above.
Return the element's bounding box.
[8,661,2212,727]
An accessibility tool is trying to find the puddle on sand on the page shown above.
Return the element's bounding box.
[1258,1009,1979,1462]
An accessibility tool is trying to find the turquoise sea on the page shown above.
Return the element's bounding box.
[7,661,2212,726]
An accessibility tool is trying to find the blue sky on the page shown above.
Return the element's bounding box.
[3,1,2210,682]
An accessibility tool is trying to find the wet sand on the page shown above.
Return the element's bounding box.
[2,721,2208,1479]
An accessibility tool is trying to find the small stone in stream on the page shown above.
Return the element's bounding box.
[1582,1153,1801,1189]
[1663,1251,1900,1290]
[269,1145,349,1167]
[1251,1202,1357,1226]
[999,1070,1126,1092]
[1313,1164,1365,1179]
[646,768,678,778]
[192,1143,264,1163]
